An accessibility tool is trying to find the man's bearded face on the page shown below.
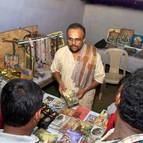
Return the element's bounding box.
[67,28,85,53]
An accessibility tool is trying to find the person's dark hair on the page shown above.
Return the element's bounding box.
[1,79,43,127]
[66,23,86,38]
[118,68,143,131]
[117,73,131,90]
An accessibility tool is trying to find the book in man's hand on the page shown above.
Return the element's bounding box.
[63,89,79,107]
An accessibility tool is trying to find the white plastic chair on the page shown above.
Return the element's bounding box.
[104,48,128,84]
[99,48,128,100]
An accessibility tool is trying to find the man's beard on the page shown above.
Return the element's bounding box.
[68,45,83,53]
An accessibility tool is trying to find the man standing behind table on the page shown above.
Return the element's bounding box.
[51,23,105,109]
[0,79,43,143]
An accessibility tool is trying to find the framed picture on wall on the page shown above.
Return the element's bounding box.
[117,28,134,46]
[131,34,143,49]
[106,28,120,45]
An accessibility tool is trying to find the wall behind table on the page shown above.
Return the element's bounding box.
[83,4,143,44]
[0,0,85,36]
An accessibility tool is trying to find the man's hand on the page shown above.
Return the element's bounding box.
[59,81,66,95]
[76,88,86,99]
[52,72,67,96]
[76,80,100,99]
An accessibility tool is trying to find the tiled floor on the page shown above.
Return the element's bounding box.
[43,81,118,113]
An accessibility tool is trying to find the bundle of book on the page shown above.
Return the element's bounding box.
[106,28,143,58]
[63,89,79,107]
[33,93,109,143]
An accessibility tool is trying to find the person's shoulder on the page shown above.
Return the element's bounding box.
[58,45,68,51]
[95,51,102,61]
[56,45,69,54]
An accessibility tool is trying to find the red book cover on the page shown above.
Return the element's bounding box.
[72,106,90,120]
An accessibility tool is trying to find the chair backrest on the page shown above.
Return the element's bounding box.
[104,48,128,76]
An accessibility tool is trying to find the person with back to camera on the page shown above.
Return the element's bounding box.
[0,79,43,143]
[104,75,130,135]
[51,23,105,109]
[98,68,143,143]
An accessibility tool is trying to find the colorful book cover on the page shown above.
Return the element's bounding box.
[106,28,120,45]
[72,106,90,120]
[63,89,79,107]
[48,114,71,131]
[131,34,143,49]
[59,107,76,117]
[4,54,19,69]
[84,111,99,125]
[59,129,82,143]
[43,95,55,105]
[37,104,58,129]
[117,28,134,46]
[61,117,81,132]
[34,128,59,143]
[49,98,66,112]
[61,117,93,136]
[79,125,104,143]
[90,125,104,139]
[79,120,93,135]
[94,110,108,130]
[43,93,58,101]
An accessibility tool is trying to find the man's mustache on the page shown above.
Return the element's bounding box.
[71,45,77,47]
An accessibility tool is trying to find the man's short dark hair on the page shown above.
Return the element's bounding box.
[118,68,143,131]
[66,23,86,38]
[1,79,43,127]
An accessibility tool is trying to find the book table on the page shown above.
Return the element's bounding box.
[34,93,109,143]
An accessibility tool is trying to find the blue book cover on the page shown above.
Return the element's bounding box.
[131,34,143,49]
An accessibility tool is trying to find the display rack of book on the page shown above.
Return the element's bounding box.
[33,93,109,143]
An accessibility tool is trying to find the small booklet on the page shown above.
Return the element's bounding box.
[60,117,93,136]
[37,103,58,129]
[49,98,66,112]
[94,110,108,130]
[63,89,79,107]
[34,128,59,143]
[84,111,99,124]
[79,125,104,143]
[59,129,82,143]
[48,114,71,131]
